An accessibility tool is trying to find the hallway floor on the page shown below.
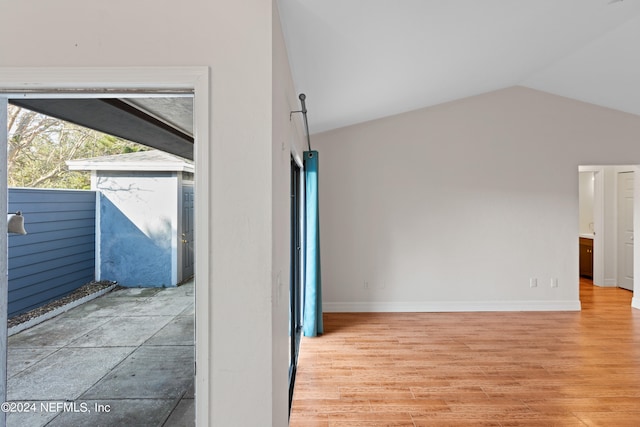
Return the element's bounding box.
[290,279,640,426]
[6,280,195,427]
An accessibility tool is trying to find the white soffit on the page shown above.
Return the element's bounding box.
[278,0,640,133]
[66,150,194,173]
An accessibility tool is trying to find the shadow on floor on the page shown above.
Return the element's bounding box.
[6,280,195,427]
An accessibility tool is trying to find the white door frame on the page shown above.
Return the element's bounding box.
[0,67,210,426]
[632,168,640,309]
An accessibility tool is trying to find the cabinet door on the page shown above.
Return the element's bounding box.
[579,239,593,278]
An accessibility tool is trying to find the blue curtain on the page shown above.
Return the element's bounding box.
[303,151,323,337]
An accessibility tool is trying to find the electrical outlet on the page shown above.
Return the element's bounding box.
[529,278,537,288]
[551,278,558,288]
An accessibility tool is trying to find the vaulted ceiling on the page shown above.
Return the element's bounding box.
[277,0,640,133]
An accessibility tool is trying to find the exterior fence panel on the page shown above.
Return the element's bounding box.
[8,189,96,317]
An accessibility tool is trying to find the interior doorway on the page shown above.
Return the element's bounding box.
[578,167,603,287]
[578,165,637,296]
[579,171,596,280]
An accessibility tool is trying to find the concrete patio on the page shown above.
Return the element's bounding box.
[6,280,195,427]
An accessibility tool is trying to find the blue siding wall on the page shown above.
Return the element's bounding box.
[8,189,96,317]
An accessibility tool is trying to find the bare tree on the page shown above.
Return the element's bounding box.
[7,105,147,189]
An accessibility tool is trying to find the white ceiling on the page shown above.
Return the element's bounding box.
[277,0,640,133]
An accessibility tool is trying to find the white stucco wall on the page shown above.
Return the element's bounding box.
[96,172,178,287]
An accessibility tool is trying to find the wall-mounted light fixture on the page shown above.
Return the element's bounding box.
[7,211,27,235]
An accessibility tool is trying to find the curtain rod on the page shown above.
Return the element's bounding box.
[290,93,312,152]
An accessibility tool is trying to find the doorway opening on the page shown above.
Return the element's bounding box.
[578,170,596,281]
[289,156,303,414]
[0,67,209,427]
[578,166,636,300]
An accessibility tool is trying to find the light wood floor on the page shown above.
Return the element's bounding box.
[290,279,640,426]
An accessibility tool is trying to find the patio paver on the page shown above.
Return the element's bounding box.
[8,316,112,348]
[68,316,173,347]
[7,348,59,378]
[5,279,195,427]
[145,316,194,347]
[81,346,193,400]
[45,399,179,427]
[8,347,137,401]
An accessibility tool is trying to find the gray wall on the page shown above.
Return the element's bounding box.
[313,87,640,312]
[8,188,96,317]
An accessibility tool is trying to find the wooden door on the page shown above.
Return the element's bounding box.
[182,185,195,279]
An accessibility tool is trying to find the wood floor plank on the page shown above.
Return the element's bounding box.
[290,279,640,426]
[328,412,414,427]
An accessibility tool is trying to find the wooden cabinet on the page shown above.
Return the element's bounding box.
[579,237,593,278]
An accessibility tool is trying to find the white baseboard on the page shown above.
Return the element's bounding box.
[633,297,640,310]
[324,300,581,313]
[603,278,618,287]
